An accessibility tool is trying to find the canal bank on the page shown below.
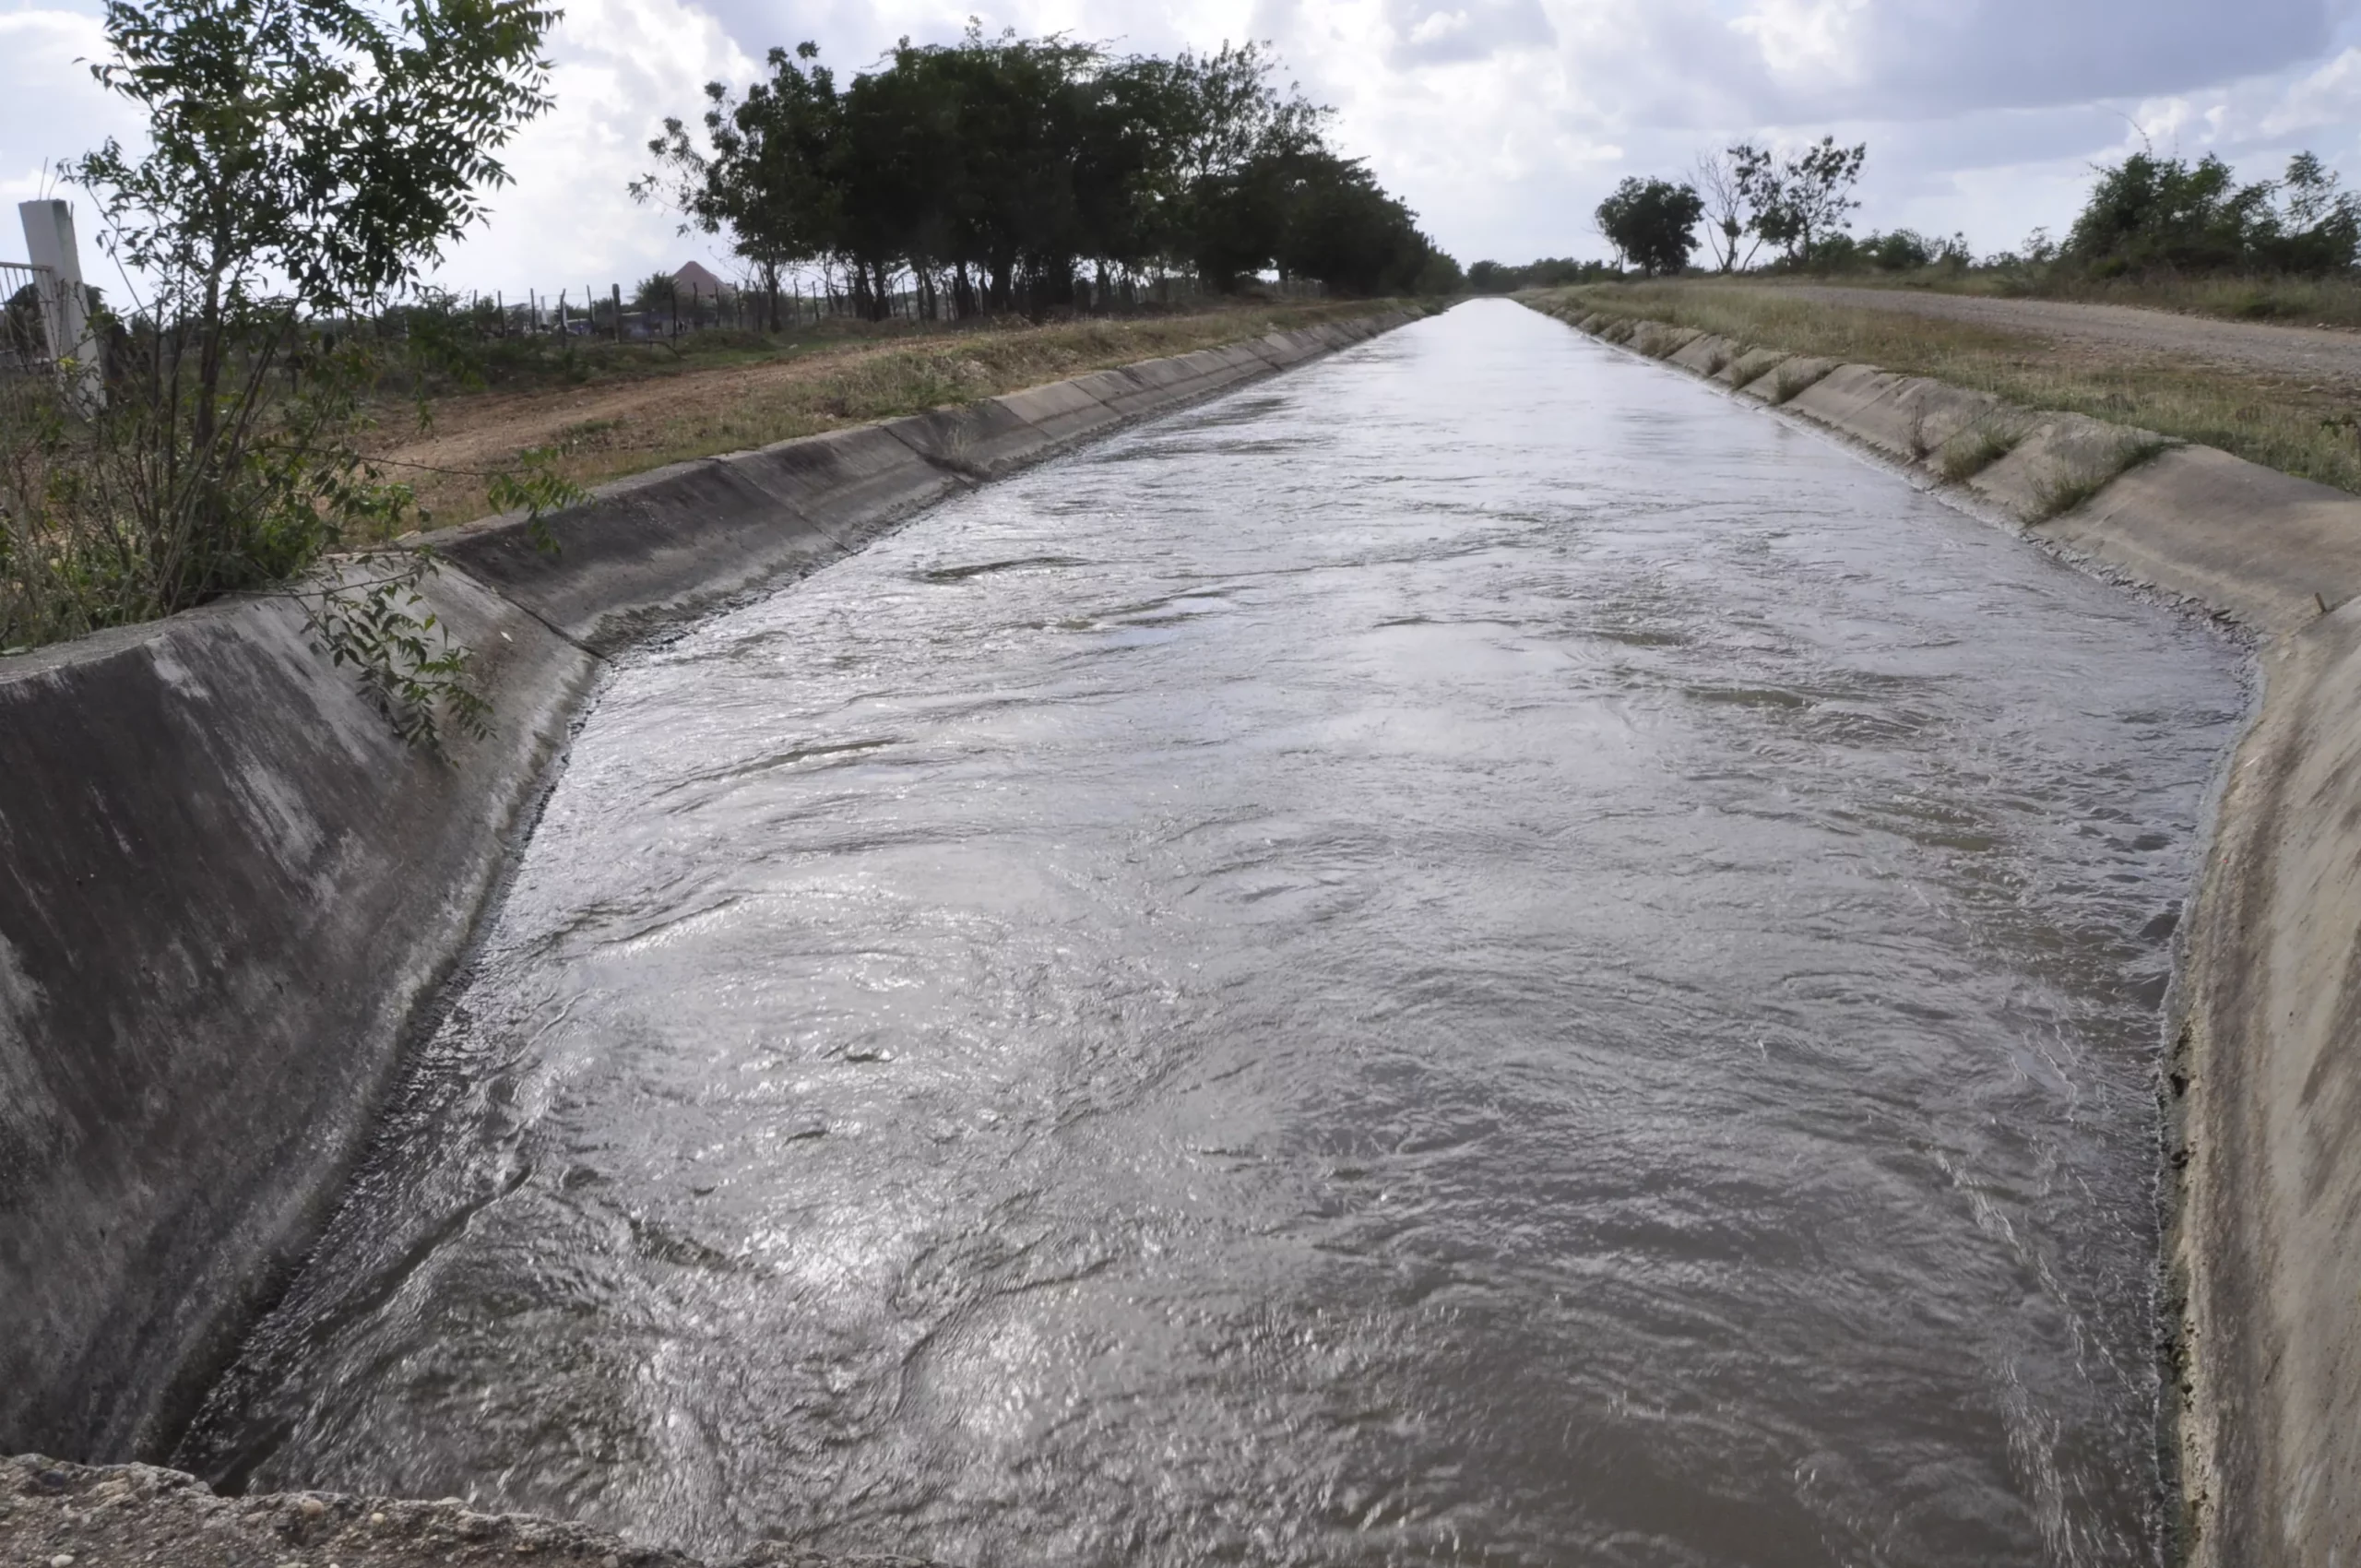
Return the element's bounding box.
[0,297,2304,1568]
[106,303,2237,1565]
[0,309,1421,1475]
[1532,297,2361,1568]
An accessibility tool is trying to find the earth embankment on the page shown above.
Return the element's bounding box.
[367,303,1390,529]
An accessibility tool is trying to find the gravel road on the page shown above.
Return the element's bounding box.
[0,1455,943,1568]
[1783,284,2361,384]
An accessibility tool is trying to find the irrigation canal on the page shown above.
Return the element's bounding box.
[178,301,2244,1567]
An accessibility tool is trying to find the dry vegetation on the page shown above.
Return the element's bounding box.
[1814,269,2361,330]
[1541,281,2361,494]
[372,302,1395,529]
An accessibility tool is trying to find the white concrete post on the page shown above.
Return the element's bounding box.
[18,199,103,409]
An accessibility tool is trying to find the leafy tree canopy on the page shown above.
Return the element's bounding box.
[2066,149,2359,277]
[635,30,1456,318]
[1596,177,1704,277]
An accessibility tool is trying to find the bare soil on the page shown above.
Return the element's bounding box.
[0,1455,938,1568]
[365,303,1391,529]
[373,343,888,494]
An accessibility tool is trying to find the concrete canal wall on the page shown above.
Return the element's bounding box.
[1537,301,2361,1568]
[0,310,1418,1466]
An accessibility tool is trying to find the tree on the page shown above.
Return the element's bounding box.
[1596,177,1704,277]
[635,30,1452,315]
[1737,137,1865,266]
[2269,152,2361,273]
[1729,142,1783,265]
[1164,42,1335,292]
[1274,152,1446,295]
[1780,137,1867,260]
[9,0,564,738]
[1692,149,1751,272]
[634,42,843,327]
[2064,148,2358,277]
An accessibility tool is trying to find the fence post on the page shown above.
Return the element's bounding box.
[18,199,102,409]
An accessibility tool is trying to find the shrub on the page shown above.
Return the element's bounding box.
[2065,150,2359,277]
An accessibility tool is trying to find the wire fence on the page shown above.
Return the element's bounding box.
[430,270,1329,344]
[3,259,1332,389]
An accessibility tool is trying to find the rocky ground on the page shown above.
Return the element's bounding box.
[0,1456,942,1568]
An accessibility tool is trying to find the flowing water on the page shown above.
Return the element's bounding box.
[183,301,2246,1567]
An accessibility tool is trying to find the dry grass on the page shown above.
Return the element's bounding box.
[1811,269,2361,329]
[2032,433,2173,520]
[1762,359,1833,406]
[372,300,1412,530]
[1936,419,2026,482]
[1535,282,2361,494]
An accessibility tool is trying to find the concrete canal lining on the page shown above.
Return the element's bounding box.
[1539,299,2361,1568]
[0,310,1417,1466]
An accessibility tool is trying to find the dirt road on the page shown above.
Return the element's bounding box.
[1782,285,2361,385]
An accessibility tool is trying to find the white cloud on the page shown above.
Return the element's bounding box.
[0,0,752,298]
[427,0,758,297]
[0,7,136,215]
[1730,0,1874,86]
[4,0,2357,285]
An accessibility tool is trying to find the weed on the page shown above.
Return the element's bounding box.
[1765,360,1833,405]
[1631,324,1694,360]
[293,553,489,753]
[2033,434,2173,520]
[1938,421,2025,482]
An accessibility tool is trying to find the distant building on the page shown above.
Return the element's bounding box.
[671,261,733,301]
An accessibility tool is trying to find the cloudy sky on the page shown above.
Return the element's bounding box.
[5,0,2359,295]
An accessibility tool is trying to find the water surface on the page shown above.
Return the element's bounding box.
[185,301,2244,1567]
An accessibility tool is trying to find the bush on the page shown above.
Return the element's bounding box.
[1596,177,1706,277]
[2065,150,2358,277]
[1465,257,1618,293]
[1792,228,1971,275]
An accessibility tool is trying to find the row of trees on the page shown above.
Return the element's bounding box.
[1594,137,1868,277]
[1585,139,2358,282]
[1464,258,1619,292]
[632,29,1459,321]
[2055,150,2360,277]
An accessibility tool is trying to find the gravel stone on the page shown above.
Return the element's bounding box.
[0,1455,950,1568]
